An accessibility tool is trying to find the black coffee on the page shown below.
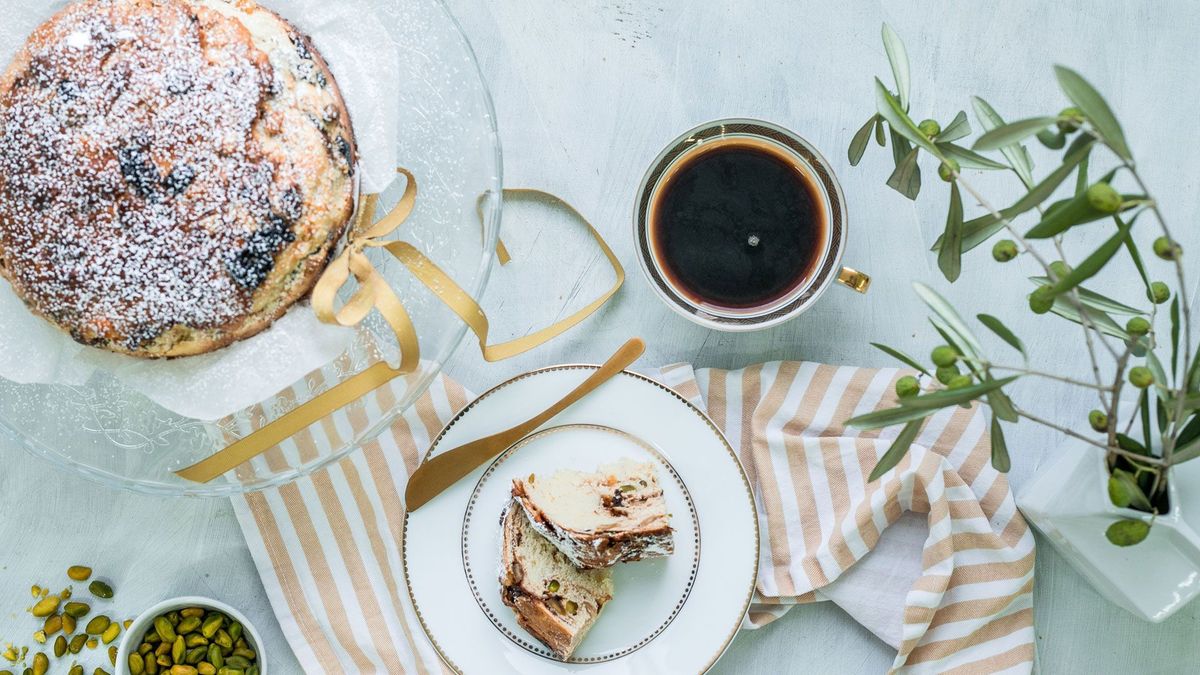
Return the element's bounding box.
[651,142,826,310]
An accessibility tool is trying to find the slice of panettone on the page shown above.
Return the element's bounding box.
[499,500,614,660]
[512,458,674,570]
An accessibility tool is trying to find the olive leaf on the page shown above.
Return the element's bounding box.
[971,96,1034,187]
[938,183,964,282]
[1140,389,1153,451]
[1105,519,1150,546]
[871,342,931,376]
[867,418,923,482]
[1110,214,1152,293]
[1116,433,1148,456]
[935,111,971,143]
[1047,217,1132,298]
[847,405,936,430]
[1036,128,1066,149]
[849,115,878,166]
[1075,154,1090,196]
[1171,297,1181,376]
[930,136,1093,253]
[887,147,922,200]
[913,282,984,356]
[1025,190,1140,239]
[936,143,1008,170]
[874,116,887,146]
[1173,416,1200,463]
[1173,434,1200,464]
[988,386,1019,423]
[990,416,1011,472]
[1190,347,1200,394]
[875,79,946,161]
[1054,65,1132,161]
[930,319,969,363]
[881,23,911,109]
[1029,277,1142,315]
[1180,413,1200,447]
[973,116,1059,151]
[1108,469,1152,510]
[1146,349,1171,400]
[1040,289,1129,341]
[894,375,1019,411]
[977,314,1026,357]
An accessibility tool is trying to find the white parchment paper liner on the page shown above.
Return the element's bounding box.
[0,0,400,420]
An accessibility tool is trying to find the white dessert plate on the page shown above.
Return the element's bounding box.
[403,366,759,674]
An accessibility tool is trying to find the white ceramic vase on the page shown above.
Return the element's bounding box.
[1018,435,1200,622]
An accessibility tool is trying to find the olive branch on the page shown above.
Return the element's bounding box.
[848,24,1198,546]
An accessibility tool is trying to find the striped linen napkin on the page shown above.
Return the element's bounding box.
[231,361,1035,673]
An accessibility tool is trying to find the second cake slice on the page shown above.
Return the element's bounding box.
[512,458,675,569]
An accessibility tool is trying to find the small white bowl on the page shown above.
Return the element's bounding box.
[115,596,267,675]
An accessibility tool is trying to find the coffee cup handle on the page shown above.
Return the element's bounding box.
[836,267,871,294]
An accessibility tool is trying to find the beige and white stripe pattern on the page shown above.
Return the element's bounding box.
[231,361,1034,674]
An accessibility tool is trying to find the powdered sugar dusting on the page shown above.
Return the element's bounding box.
[0,0,294,350]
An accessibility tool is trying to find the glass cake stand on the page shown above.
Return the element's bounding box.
[0,0,502,496]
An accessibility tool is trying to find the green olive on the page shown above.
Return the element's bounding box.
[895,375,920,399]
[1029,285,1056,314]
[917,118,941,138]
[935,364,960,385]
[1057,106,1084,133]
[937,158,959,182]
[1048,261,1073,280]
[1128,366,1154,389]
[992,239,1018,262]
[1147,281,1170,305]
[1086,182,1122,214]
[947,374,973,390]
[1153,236,1182,261]
[1088,410,1108,432]
[1126,316,1151,337]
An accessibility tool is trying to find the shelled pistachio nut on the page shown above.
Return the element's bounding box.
[67,566,93,582]
[30,597,60,618]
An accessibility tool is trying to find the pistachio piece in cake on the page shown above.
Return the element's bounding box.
[512,458,674,569]
[499,501,613,660]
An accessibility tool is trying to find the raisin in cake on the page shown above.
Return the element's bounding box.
[500,500,614,660]
[0,0,356,357]
[513,459,674,569]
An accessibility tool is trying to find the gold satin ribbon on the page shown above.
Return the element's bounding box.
[175,170,623,483]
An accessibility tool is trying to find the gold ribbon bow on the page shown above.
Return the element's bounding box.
[175,169,624,483]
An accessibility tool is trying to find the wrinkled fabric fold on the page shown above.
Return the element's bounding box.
[232,361,1034,674]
